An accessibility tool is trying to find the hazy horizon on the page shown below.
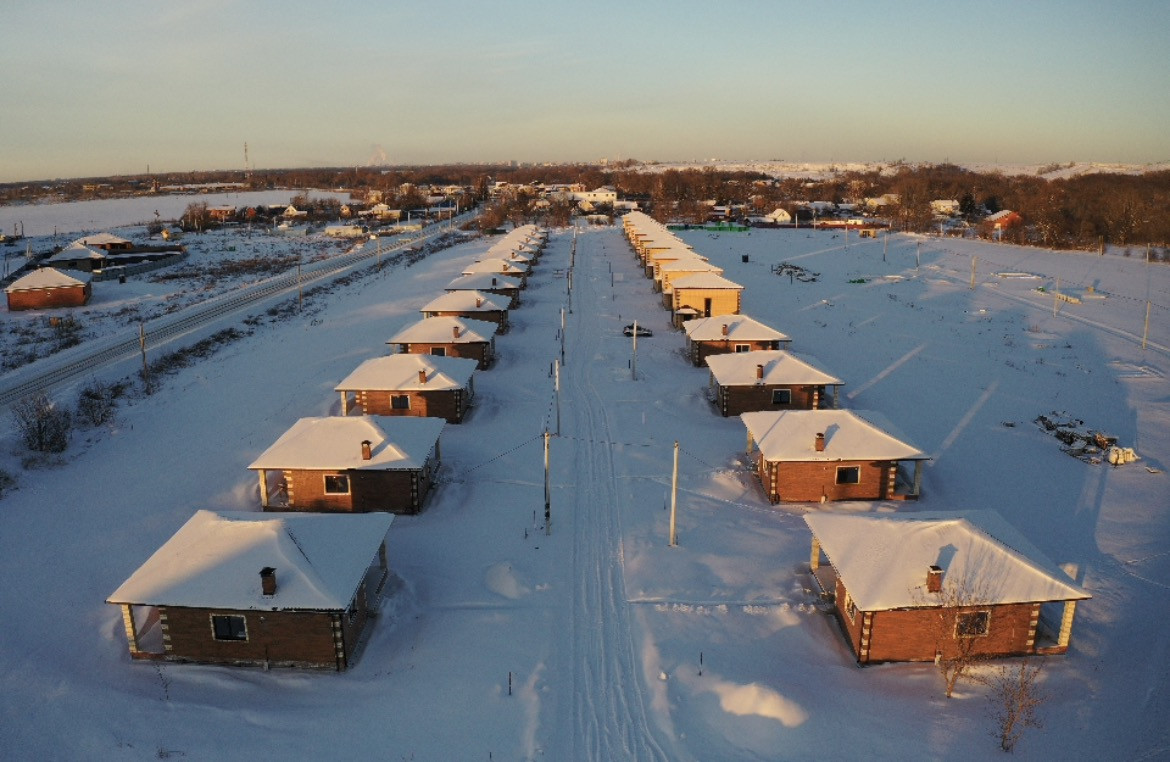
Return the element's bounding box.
[2,0,1167,184]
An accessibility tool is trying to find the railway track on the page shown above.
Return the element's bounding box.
[0,215,473,411]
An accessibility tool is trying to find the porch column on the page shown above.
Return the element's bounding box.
[913,461,924,496]
[340,391,349,415]
[119,604,140,654]
[379,540,388,572]
[258,470,269,506]
[1058,600,1078,648]
[832,385,839,409]
[746,430,755,454]
[810,536,821,571]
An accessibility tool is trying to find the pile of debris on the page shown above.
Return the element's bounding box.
[772,262,820,283]
[1033,411,1139,466]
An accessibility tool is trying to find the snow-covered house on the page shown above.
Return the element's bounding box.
[335,353,478,423]
[670,272,744,327]
[981,210,1022,238]
[656,256,723,300]
[5,267,92,310]
[740,409,929,503]
[444,273,522,309]
[44,242,108,272]
[387,316,498,370]
[805,510,1091,664]
[107,510,394,670]
[683,314,791,366]
[75,232,133,251]
[420,290,509,332]
[706,350,843,417]
[249,416,444,514]
[462,258,529,285]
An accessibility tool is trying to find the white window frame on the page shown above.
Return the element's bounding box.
[390,394,411,410]
[844,592,857,624]
[835,465,861,485]
[324,473,351,495]
[771,388,792,405]
[734,344,750,353]
[210,614,248,642]
[955,610,992,638]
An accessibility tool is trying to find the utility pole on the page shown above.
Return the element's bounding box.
[669,440,679,546]
[297,256,303,311]
[543,430,551,536]
[970,255,976,289]
[554,359,561,436]
[1053,277,1060,317]
[139,323,149,390]
[883,230,888,262]
[560,308,566,366]
[1142,300,1151,350]
[631,320,638,380]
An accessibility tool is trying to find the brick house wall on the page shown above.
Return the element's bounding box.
[6,284,91,311]
[357,388,468,423]
[158,607,345,669]
[425,309,509,332]
[754,455,894,502]
[673,288,741,319]
[397,341,493,369]
[717,384,824,417]
[280,465,434,514]
[690,339,782,366]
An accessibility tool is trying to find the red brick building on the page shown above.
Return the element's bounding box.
[5,267,92,311]
[683,314,791,366]
[706,350,843,416]
[107,510,394,670]
[420,290,509,332]
[805,510,1090,664]
[249,416,444,514]
[387,316,497,370]
[741,409,929,503]
[335,353,477,423]
[445,273,522,309]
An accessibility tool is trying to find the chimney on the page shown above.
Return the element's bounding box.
[260,567,277,596]
[452,325,461,339]
[927,565,944,593]
[476,296,483,308]
[756,364,764,380]
[361,439,372,460]
[418,369,427,384]
[721,323,729,336]
[814,432,825,452]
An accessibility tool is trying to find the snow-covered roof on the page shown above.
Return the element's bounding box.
[804,510,1090,611]
[684,314,789,342]
[741,409,927,462]
[658,258,721,274]
[445,273,521,292]
[463,258,527,276]
[420,290,507,314]
[671,273,744,290]
[706,350,843,387]
[75,232,131,247]
[388,316,496,345]
[335,353,477,392]
[249,416,443,471]
[5,266,92,292]
[46,242,105,263]
[986,209,1016,222]
[108,510,393,611]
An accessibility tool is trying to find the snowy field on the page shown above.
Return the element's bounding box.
[0,212,1167,760]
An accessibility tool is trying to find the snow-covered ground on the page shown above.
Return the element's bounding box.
[632,159,1170,181]
[0,212,1167,759]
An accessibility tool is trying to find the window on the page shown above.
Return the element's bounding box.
[211,614,247,641]
[956,611,991,637]
[844,592,857,624]
[771,389,792,405]
[734,344,750,353]
[835,466,861,485]
[324,474,350,494]
[391,394,410,410]
[430,347,446,357]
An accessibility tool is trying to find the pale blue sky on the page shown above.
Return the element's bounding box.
[2,0,1167,182]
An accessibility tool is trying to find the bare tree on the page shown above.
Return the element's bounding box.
[12,391,72,453]
[915,574,994,698]
[987,659,1046,752]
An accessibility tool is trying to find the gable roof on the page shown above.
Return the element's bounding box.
[445,273,521,292]
[45,242,106,264]
[741,409,927,462]
[420,290,508,313]
[804,510,1090,610]
[107,510,393,611]
[672,272,743,290]
[684,314,789,342]
[388,316,497,345]
[6,267,92,292]
[249,416,443,471]
[75,232,131,247]
[706,350,843,387]
[463,258,527,276]
[335,353,477,392]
